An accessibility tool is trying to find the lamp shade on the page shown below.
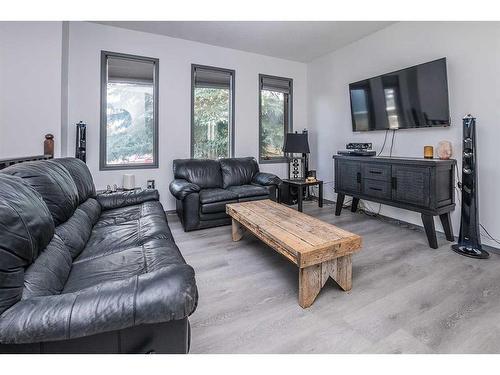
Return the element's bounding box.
[283,132,310,154]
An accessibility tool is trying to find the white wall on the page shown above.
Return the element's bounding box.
[0,22,63,158]
[67,22,307,210]
[307,21,500,247]
[4,21,498,246]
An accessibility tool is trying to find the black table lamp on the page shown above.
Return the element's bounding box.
[283,132,310,154]
[283,130,310,180]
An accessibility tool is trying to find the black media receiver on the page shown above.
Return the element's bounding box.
[337,150,376,156]
[338,142,376,156]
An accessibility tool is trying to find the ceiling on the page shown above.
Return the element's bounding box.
[94,21,395,62]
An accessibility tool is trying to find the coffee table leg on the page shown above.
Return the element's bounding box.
[329,255,352,291]
[231,219,244,241]
[298,264,322,308]
[298,255,353,308]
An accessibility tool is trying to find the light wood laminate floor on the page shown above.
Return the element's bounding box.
[168,201,500,353]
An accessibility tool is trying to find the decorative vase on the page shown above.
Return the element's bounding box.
[44,134,54,157]
[437,140,453,160]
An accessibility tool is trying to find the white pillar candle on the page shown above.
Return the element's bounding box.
[122,174,136,190]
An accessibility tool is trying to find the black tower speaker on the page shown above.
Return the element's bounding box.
[451,114,489,259]
[75,121,87,163]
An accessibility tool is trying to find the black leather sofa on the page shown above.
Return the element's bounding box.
[0,157,198,354]
[169,157,281,231]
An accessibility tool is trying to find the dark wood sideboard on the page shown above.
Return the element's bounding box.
[333,155,456,249]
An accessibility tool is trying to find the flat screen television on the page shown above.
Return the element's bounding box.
[349,58,450,132]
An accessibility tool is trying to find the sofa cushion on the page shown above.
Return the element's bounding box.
[219,157,259,188]
[0,174,54,315]
[252,172,282,186]
[199,188,238,204]
[169,179,200,200]
[173,159,222,188]
[0,264,198,345]
[23,236,72,299]
[226,184,269,199]
[78,201,173,261]
[94,203,147,227]
[254,183,274,195]
[55,199,101,259]
[52,158,96,204]
[201,200,238,214]
[2,160,79,226]
[63,238,186,293]
[97,189,159,211]
[199,211,231,221]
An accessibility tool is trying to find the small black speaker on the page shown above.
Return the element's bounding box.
[452,115,489,259]
[75,121,87,163]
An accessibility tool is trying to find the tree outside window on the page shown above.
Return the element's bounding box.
[191,65,234,159]
[100,51,158,170]
[106,83,154,165]
[259,75,292,162]
[193,87,230,159]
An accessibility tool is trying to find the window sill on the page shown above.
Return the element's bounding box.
[99,163,159,171]
[259,157,287,164]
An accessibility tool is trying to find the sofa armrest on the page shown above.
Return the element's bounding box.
[0,265,198,344]
[169,179,200,200]
[252,172,282,187]
[97,189,159,210]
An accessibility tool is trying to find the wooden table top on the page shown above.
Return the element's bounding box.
[226,199,362,268]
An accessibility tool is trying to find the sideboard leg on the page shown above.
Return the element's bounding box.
[439,212,454,241]
[351,197,359,213]
[421,214,438,249]
[335,193,345,216]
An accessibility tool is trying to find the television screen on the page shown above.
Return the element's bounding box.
[349,58,450,132]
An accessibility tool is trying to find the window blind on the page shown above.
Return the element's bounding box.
[194,67,232,89]
[260,76,292,94]
[107,57,154,84]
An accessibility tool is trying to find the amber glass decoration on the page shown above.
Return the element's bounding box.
[424,145,434,159]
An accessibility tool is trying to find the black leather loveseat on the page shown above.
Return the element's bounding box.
[169,157,281,231]
[0,158,197,353]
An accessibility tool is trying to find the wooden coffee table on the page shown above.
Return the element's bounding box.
[226,199,362,308]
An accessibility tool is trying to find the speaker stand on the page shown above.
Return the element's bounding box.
[451,244,489,259]
[452,114,489,260]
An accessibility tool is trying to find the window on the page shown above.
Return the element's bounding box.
[259,74,293,163]
[100,51,159,170]
[191,64,235,159]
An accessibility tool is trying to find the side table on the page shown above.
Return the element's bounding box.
[281,179,323,212]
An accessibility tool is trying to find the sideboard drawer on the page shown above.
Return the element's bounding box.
[362,163,391,182]
[362,179,391,199]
